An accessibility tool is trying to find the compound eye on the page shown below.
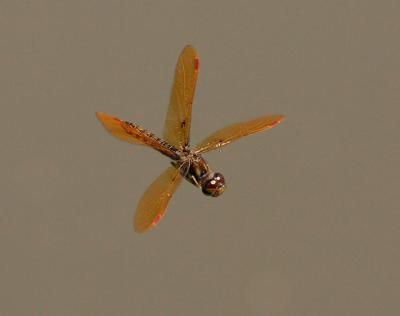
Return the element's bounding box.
[202,173,226,197]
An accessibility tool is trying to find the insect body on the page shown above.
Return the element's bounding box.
[172,150,225,197]
[96,45,284,233]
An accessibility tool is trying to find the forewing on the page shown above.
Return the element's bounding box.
[134,166,182,233]
[163,45,199,150]
[194,115,285,154]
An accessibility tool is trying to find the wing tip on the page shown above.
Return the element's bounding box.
[95,111,109,122]
[134,225,148,234]
[271,115,286,126]
[133,216,150,233]
[133,218,157,234]
[276,115,286,122]
[181,44,199,59]
[183,44,195,50]
[95,111,122,125]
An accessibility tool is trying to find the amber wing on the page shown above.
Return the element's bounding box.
[134,166,182,233]
[96,112,178,159]
[163,45,199,150]
[194,115,285,154]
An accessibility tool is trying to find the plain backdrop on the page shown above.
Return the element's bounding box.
[1,1,399,315]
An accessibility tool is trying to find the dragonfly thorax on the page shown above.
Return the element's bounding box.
[173,152,226,197]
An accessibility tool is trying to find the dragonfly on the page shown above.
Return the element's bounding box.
[96,45,285,233]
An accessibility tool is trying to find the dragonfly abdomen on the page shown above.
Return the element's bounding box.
[123,121,181,160]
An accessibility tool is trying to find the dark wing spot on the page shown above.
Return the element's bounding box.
[181,120,186,128]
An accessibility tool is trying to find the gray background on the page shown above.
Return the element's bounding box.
[1,1,399,315]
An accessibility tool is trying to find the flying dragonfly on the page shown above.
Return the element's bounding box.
[96,45,285,233]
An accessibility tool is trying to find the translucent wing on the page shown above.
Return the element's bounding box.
[96,112,179,159]
[96,112,144,144]
[134,166,182,233]
[163,45,199,150]
[194,115,285,154]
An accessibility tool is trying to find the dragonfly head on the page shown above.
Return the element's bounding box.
[201,172,226,197]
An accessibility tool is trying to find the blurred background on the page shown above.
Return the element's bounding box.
[1,1,399,315]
